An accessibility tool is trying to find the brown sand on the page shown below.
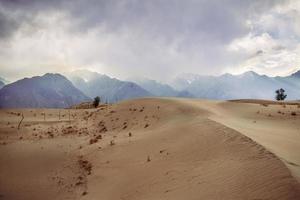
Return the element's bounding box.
[0,98,299,199]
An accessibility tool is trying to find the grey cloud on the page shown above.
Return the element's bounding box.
[0,0,284,41]
[0,0,65,40]
[0,11,18,38]
[0,0,297,81]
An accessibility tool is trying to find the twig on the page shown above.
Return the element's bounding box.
[18,113,24,130]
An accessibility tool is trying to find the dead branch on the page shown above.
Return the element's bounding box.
[18,113,24,130]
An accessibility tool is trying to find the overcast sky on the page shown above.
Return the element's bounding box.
[0,0,299,82]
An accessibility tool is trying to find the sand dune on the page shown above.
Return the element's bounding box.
[183,99,300,181]
[0,98,299,199]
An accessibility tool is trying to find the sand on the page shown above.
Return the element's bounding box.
[0,98,299,199]
[180,98,300,181]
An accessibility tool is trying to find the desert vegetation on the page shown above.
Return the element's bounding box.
[275,88,287,101]
[93,96,101,108]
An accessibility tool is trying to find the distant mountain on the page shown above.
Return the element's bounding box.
[290,70,300,78]
[176,90,195,98]
[130,78,177,96]
[1,69,298,108]
[131,78,195,98]
[171,70,300,100]
[0,73,90,108]
[0,77,9,89]
[66,70,152,103]
[0,80,4,89]
[0,77,9,84]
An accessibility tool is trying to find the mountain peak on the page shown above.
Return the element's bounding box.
[240,71,259,76]
[67,71,152,102]
[68,69,109,82]
[291,70,300,78]
[42,73,67,80]
[43,72,64,77]
[0,73,90,108]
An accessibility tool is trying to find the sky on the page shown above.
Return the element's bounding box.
[0,0,299,82]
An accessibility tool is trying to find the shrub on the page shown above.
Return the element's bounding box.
[93,96,100,108]
[275,88,287,101]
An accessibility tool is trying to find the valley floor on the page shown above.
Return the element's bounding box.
[0,98,300,199]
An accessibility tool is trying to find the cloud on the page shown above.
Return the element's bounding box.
[226,0,300,76]
[0,0,298,81]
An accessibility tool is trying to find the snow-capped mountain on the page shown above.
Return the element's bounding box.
[66,70,152,103]
[172,70,300,100]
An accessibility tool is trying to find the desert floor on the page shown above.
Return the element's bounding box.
[0,98,299,200]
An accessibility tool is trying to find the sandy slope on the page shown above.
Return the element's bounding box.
[0,98,299,199]
[180,99,300,181]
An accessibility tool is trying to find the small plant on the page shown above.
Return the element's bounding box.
[93,96,100,108]
[275,88,287,101]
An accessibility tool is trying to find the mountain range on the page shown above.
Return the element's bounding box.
[128,78,194,98]
[0,73,90,108]
[171,71,300,100]
[0,80,4,90]
[0,70,299,108]
[66,70,152,103]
